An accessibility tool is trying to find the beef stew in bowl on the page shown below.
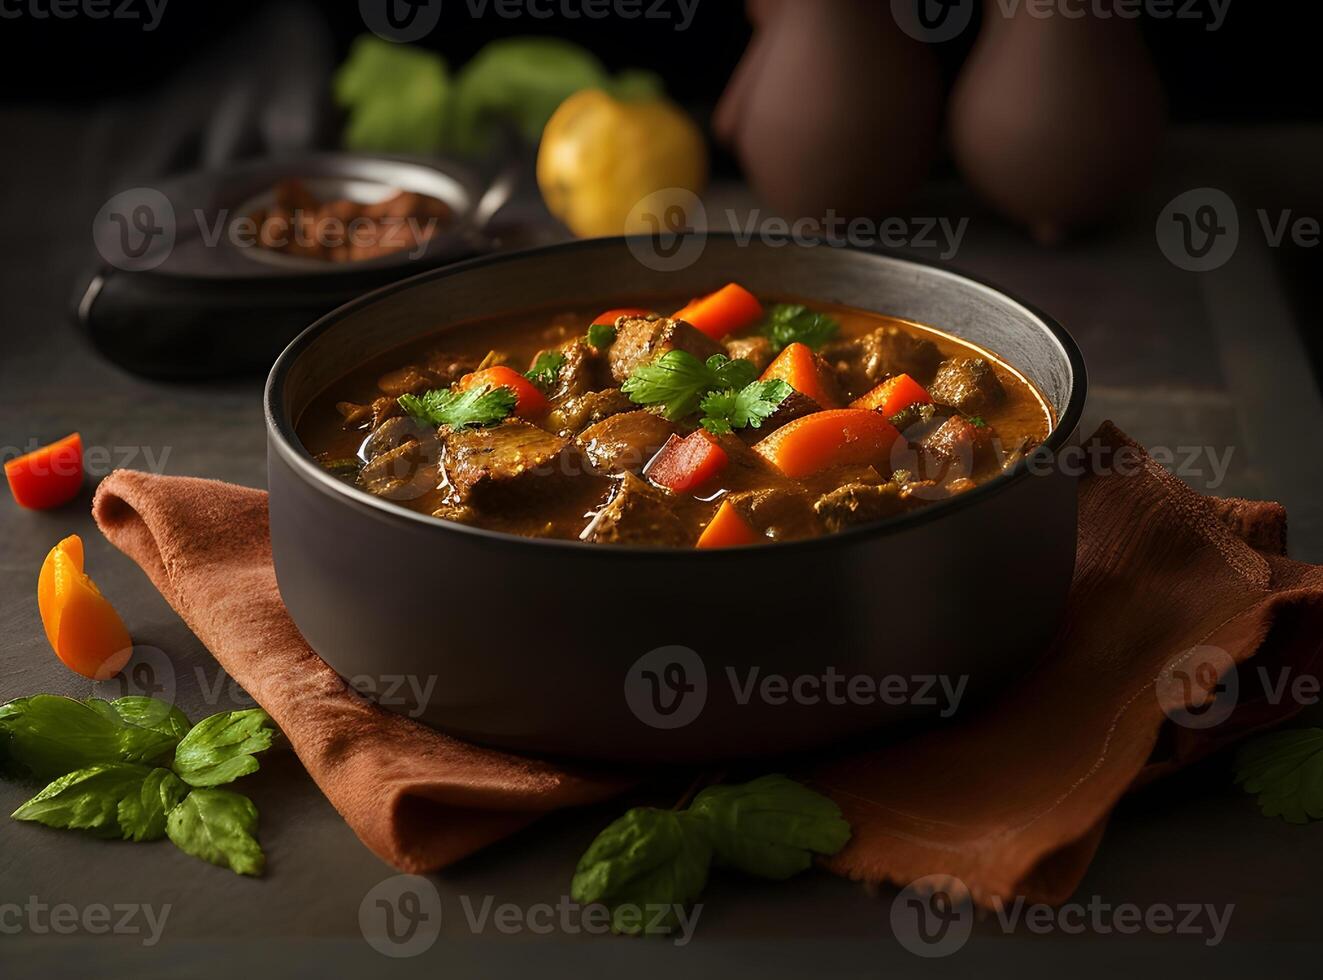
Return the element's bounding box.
[297,283,1053,547]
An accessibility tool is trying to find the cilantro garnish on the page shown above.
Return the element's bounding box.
[586,322,616,349]
[760,304,840,352]
[621,351,758,421]
[699,379,793,435]
[397,384,517,430]
[525,351,567,388]
[967,415,986,428]
[1234,728,1323,823]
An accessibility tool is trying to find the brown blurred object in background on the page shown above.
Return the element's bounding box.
[715,0,943,223]
[949,0,1166,242]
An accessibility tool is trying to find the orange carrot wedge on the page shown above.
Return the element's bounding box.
[457,365,548,418]
[592,307,652,326]
[673,283,763,340]
[753,409,900,478]
[760,342,843,408]
[697,500,761,548]
[850,373,932,415]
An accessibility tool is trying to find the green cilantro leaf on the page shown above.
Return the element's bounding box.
[570,807,711,936]
[688,774,851,880]
[1234,728,1323,823]
[398,384,517,430]
[166,788,265,877]
[0,695,177,781]
[622,351,758,421]
[967,415,987,428]
[760,304,840,352]
[333,36,449,154]
[171,708,278,788]
[699,379,793,435]
[586,322,617,349]
[526,351,567,389]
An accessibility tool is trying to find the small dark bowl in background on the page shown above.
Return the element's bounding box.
[265,236,1086,763]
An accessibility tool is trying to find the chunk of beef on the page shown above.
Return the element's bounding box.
[736,390,821,444]
[377,365,443,398]
[609,314,724,382]
[537,338,605,401]
[421,350,481,385]
[577,410,680,475]
[813,475,947,532]
[337,395,400,430]
[358,418,441,499]
[919,414,999,482]
[582,472,689,546]
[927,357,1005,414]
[823,325,943,397]
[442,420,570,505]
[545,387,636,436]
[723,486,820,541]
[887,400,955,441]
[724,335,774,373]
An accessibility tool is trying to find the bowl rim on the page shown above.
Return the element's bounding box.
[265,235,1088,558]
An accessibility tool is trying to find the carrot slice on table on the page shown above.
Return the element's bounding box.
[850,373,932,415]
[753,409,901,479]
[760,342,843,408]
[37,534,133,680]
[5,432,83,510]
[672,283,763,340]
[457,365,548,418]
[592,307,652,326]
[697,500,761,548]
[647,431,729,492]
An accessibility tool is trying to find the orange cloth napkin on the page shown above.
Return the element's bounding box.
[92,423,1323,904]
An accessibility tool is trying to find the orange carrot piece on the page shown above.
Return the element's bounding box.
[672,283,763,340]
[5,432,83,510]
[760,342,842,408]
[697,500,761,549]
[753,409,901,478]
[592,307,652,326]
[850,373,932,415]
[458,365,548,418]
[37,534,133,680]
[647,432,729,492]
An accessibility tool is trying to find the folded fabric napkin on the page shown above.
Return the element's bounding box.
[91,423,1323,904]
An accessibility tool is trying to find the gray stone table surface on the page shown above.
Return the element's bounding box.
[1,116,1321,977]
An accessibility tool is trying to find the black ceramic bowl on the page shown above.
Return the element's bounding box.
[265,236,1086,763]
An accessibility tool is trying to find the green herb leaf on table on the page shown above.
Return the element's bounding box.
[165,788,265,877]
[586,322,617,350]
[689,774,851,879]
[398,384,517,430]
[622,352,758,421]
[333,36,449,154]
[699,380,794,435]
[760,304,840,352]
[117,767,190,842]
[87,696,193,740]
[171,708,278,788]
[526,351,567,389]
[571,807,711,936]
[0,695,177,781]
[1234,728,1323,823]
[12,763,155,839]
